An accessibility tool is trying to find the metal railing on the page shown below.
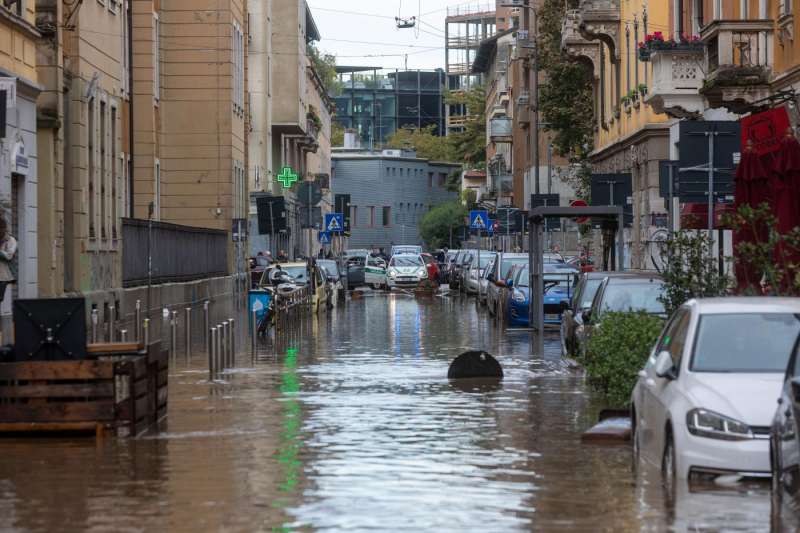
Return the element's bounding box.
[122,218,228,287]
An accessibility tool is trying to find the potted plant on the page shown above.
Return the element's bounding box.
[638,83,648,97]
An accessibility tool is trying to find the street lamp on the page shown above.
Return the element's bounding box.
[500,0,540,197]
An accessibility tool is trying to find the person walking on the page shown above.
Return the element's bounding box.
[277,249,289,262]
[0,218,17,306]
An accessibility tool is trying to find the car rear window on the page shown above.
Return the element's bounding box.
[600,281,665,314]
[501,258,528,278]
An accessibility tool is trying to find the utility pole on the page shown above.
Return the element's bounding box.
[531,3,540,197]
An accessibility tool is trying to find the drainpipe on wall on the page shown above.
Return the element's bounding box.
[127,0,134,217]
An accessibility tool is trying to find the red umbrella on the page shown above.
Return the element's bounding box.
[774,131,800,234]
[733,142,772,292]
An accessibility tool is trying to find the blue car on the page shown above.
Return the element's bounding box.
[507,265,578,327]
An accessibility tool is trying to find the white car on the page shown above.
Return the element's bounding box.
[631,297,800,482]
[386,253,428,289]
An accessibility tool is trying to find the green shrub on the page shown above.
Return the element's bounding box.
[584,311,665,407]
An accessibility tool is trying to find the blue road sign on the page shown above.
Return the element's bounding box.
[318,231,331,244]
[325,213,344,233]
[469,210,489,230]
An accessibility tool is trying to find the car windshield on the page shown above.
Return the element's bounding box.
[691,313,800,373]
[501,258,528,278]
[544,274,574,292]
[580,279,603,308]
[390,256,423,267]
[282,266,308,282]
[317,261,338,276]
[600,281,665,314]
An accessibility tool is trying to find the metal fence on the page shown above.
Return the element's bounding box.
[122,218,228,287]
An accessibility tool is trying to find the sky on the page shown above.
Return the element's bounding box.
[307,1,492,71]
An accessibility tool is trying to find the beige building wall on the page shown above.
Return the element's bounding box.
[59,0,126,294]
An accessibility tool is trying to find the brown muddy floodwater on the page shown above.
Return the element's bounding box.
[0,292,790,532]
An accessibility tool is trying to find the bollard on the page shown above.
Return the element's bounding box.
[251,309,257,359]
[135,300,142,342]
[120,329,128,343]
[209,326,217,381]
[185,307,192,362]
[91,309,99,343]
[219,322,227,371]
[229,318,235,368]
[143,318,150,348]
[215,323,225,375]
[108,305,116,343]
[171,311,178,363]
[223,320,232,368]
[203,300,210,354]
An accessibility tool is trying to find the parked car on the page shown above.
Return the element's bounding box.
[447,250,468,289]
[506,265,578,327]
[464,252,496,295]
[365,254,388,289]
[561,272,630,357]
[421,253,441,283]
[386,254,428,289]
[345,254,367,288]
[451,250,477,291]
[486,253,529,316]
[576,274,666,358]
[631,298,800,483]
[771,311,800,502]
[478,255,497,305]
[317,259,343,306]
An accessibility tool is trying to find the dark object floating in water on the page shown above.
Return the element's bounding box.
[448,350,503,379]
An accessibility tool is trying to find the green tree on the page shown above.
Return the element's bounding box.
[445,85,486,168]
[419,200,467,249]
[331,122,344,147]
[658,230,730,315]
[538,0,594,198]
[307,43,341,96]
[386,125,453,161]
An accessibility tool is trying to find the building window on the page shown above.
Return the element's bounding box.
[368,206,375,227]
[121,1,129,97]
[383,206,391,227]
[100,100,107,240]
[713,0,722,19]
[111,105,118,239]
[233,21,244,113]
[88,97,96,240]
[438,173,446,187]
[780,0,792,16]
[3,0,22,16]
[108,0,118,14]
[154,158,161,220]
[350,206,357,228]
[428,172,433,188]
[693,0,704,32]
[153,13,160,101]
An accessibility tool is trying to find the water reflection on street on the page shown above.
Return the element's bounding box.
[0,292,791,531]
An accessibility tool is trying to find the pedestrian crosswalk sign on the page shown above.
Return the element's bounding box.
[469,210,489,230]
[318,231,331,244]
[487,219,495,235]
[325,213,344,233]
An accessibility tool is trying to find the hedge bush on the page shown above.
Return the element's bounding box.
[583,311,665,407]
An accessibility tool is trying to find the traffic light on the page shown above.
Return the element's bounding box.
[335,194,351,234]
[256,195,287,234]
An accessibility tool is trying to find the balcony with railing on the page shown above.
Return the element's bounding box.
[699,20,773,113]
[643,45,706,118]
[448,63,472,75]
[489,116,513,143]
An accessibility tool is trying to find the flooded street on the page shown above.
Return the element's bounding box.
[0,293,786,532]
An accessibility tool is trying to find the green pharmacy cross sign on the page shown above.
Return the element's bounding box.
[277,166,299,189]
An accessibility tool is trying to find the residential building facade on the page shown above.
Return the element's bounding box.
[248,0,333,260]
[332,149,459,249]
[0,1,40,320]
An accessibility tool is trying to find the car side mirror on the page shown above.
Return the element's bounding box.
[655,351,677,380]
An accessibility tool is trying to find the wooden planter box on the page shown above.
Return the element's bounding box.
[0,342,169,437]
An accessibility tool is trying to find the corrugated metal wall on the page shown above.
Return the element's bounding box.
[332,156,459,250]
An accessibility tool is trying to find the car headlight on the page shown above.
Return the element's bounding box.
[686,409,754,441]
[418,268,428,278]
[388,268,398,278]
[512,290,526,303]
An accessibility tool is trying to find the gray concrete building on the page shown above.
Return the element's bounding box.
[332,149,459,250]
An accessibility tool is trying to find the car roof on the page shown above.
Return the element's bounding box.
[275,262,307,268]
[603,273,663,284]
[689,297,800,314]
[498,253,528,259]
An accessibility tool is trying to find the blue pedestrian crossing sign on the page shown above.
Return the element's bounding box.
[318,231,331,244]
[325,213,344,233]
[487,219,495,236]
[469,210,489,230]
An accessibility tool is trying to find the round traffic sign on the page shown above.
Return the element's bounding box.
[570,199,589,224]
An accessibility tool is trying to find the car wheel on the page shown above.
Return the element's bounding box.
[771,438,783,505]
[662,426,677,493]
